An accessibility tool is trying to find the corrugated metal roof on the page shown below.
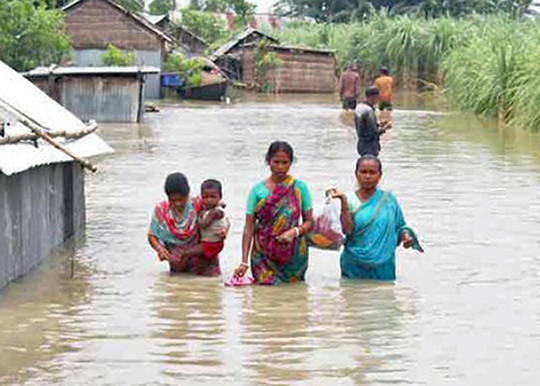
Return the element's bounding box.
[210,28,279,61]
[24,66,160,77]
[0,60,113,176]
[62,0,174,43]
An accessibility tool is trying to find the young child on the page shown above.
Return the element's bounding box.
[178,179,230,264]
[198,179,230,261]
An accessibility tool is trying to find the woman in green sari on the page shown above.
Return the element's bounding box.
[329,156,421,280]
[234,141,314,285]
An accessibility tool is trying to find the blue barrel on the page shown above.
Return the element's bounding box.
[160,73,182,87]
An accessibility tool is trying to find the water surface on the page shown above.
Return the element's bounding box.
[1,95,539,385]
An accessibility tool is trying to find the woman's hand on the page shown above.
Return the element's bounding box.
[400,231,413,249]
[234,264,248,278]
[157,245,171,261]
[326,187,346,201]
[217,228,228,240]
[277,228,297,244]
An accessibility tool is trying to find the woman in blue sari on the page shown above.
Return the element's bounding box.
[328,155,420,280]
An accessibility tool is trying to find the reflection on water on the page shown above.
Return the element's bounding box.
[1,96,540,385]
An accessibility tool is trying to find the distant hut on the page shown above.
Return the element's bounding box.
[211,28,279,80]
[242,43,337,93]
[24,66,159,123]
[62,0,174,99]
[0,60,112,290]
[212,28,337,93]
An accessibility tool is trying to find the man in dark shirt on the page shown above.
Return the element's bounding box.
[339,64,360,110]
[354,86,387,156]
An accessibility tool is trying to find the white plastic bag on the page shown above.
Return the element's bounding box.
[307,198,344,250]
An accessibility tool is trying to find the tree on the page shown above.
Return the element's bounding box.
[180,8,228,44]
[149,0,175,15]
[0,0,71,71]
[275,0,534,21]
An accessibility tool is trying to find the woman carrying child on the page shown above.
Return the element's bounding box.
[147,173,228,276]
[234,141,314,285]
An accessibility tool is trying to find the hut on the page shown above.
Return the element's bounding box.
[0,60,112,290]
[24,66,159,123]
[211,28,279,80]
[62,0,174,99]
[213,32,337,93]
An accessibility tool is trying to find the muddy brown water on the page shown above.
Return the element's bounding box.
[1,94,540,385]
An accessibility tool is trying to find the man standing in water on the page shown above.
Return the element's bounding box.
[374,67,395,127]
[355,86,387,157]
[339,64,360,110]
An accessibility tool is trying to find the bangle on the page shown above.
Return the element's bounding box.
[294,227,301,237]
[240,262,248,268]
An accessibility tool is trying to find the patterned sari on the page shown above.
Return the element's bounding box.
[251,177,309,285]
[149,197,221,276]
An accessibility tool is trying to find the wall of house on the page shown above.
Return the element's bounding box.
[242,48,337,93]
[72,49,161,100]
[0,162,85,289]
[65,0,164,99]
[26,75,143,123]
[60,75,141,122]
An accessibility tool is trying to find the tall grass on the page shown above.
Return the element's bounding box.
[276,14,540,133]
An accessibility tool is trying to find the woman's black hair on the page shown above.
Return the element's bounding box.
[164,172,190,196]
[200,179,222,196]
[355,155,383,173]
[265,141,294,164]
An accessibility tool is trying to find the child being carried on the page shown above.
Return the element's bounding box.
[177,179,230,264]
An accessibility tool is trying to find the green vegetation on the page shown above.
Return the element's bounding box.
[253,39,284,93]
[148,0,175,15]
[179,9,230,45]
[101,44,135,66]
[277,13,540,132]
[0,0,71,71]
[275,0,533,22]
[164,53,207,87]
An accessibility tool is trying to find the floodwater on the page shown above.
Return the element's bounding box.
[1,94,540,385]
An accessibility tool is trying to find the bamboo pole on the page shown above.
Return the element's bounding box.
[0,125,98,145]
[0,98,98,172]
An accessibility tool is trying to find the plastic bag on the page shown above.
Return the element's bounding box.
[307,198,344,250]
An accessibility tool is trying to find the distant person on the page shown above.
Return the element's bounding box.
[354,87,388,157]
[339,64,360,110]
[374,67,395,126]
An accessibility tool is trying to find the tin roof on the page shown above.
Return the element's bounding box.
[0,61,113,176]
[62,0,174,43]
[243,42,335,56]
[24,66,160,77]
[210,28,279,60]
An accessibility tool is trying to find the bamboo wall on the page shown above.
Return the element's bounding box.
[65,0,162,51]
[242,47,337,93]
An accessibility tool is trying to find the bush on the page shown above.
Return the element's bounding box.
[101,44,135,66]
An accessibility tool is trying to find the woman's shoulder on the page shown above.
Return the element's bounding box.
[293,179,310,190]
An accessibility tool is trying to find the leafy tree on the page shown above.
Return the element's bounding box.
[101,44,135,66]
[180,8,229,43]
[149,0,175,15]
[0,0,71,71]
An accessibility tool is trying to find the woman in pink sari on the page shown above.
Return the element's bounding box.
[234,142,314,285]
[147,172,221,276]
